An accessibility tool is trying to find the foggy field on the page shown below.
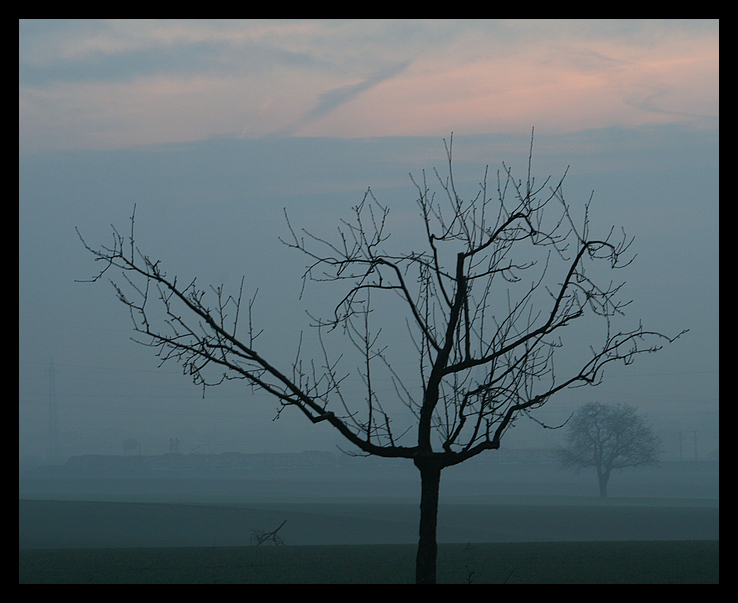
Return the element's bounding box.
[19,461,718,582]
[18,497,719,549]
[19,495,718,583]
[19,541,718,584]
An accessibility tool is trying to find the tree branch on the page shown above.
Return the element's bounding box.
[78,134,685,471]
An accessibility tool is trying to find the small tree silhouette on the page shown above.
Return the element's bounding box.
[558,402,662,498]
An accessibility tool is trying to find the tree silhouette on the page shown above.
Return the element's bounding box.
[77,132,684,584]
[558,401,663,498]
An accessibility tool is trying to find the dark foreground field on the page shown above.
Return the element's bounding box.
[19,540,718,584]
[19,497,718,583]
[18,498,719,548]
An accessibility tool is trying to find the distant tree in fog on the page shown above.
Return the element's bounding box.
[77,132,684,583]
[558,402,662,498]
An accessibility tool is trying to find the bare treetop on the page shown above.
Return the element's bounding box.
[277,133,681,465]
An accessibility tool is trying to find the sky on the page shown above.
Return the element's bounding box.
[19,19,719,464]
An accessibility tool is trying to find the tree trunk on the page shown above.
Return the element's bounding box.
[597,467,610,498]
[415,459,442,584]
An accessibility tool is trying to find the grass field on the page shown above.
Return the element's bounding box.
[19,493,719,583]
[19,540,719,583]
[18,498,719,548]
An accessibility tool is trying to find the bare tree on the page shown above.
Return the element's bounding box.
[76,132,684,584]
[558,401,663,498]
